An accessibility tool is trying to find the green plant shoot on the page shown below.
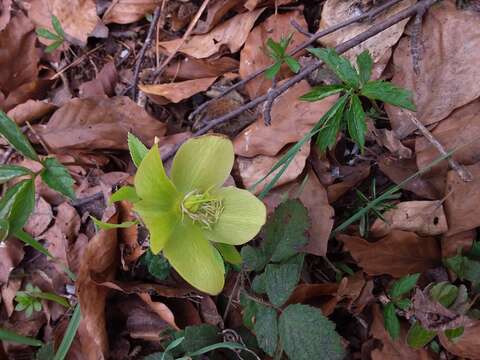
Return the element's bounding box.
[265,34,300,80]
[36,15,65,53]
[117,134,266,294]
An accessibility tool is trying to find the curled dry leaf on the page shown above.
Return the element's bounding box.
[370,201,448,238]
[319,0,414,65]
[158,8,264,59]
[138,292,178,330]
[0,240,24,285]
[97,279,191,298]
[444,163,480,235]
[287,282,340,316]
[24,196,53,238]
[239,11,308,99]
[140,77,217,105]
[327,162,370,203]
[28,0,107,46]
[386,1,480,138]
[236,141,310,193]
[441,230,475,259]
[439,320,480,359]
[35,96,166,151]
[234,80,338,157]
[7,99,56,125]
[370,127,412,159]
[338,231,441,277]
[193,0,242,34]
[103,0,157,24]
[79,61,118,98]
[200,296,223,327]
[164,56,239,81]
[0,0,11,32]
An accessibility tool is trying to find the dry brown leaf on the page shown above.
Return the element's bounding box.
[370,127,412,159]
[243,0,291,10]
[370,304,433,360]
[97,280,191,298]
[103,0,158,24]
[0,240,24,285]
[370,201,448,237]
[0,0,11,31]
[24,196,53,238]
[239,10,308,99]
[200,296,223,327]
[439,320,480,359]
[236,141,310,193]
[287,283,339,316]
[158,8,264,59]
[441,230,475,259]
[140,77,217,105]
[1,278,21,317]
[444,163,480,235]
[386,0,480,138]
[319,0,414,64]
[79,61,118,98]
[234,80,337,157]
[339,231,441,277]
[138,292,178,330]
[193,0,242,34]
[327,162,370,203]
[35,96,166,151]
[28,0,106,46]
[6,100,56,125]
[164,56,239,80]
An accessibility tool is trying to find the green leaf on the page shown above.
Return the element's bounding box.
[279,304,345,360]
[51,15,65,38]
[110,185,140,203]
[429,282,459,308]
[253,305,278,356]
[300,84,345,102]
[14,229,52,258]
[214,243,242,265]
[251,273,267,294]
[33,291,69,308]
[389,273,420,300]
[285,56,301,74]
[407,322,436,349]
[183,324,220,353]
[316,94,348,151]
[0,219,9,242]
[308,47,360,88]
[0,110,38,160]
[0,328,44,347]
[265,61,281,80]
[394,298,411,311]
[241,245,268,272]
[53,304,81,360]
[0,165,33,184]
[143,250,171,280]
[41,157,75,199]
[240,292,257,329]
[444,327,464,341]
[91,216,137,230]
[356,50,373,85]
[265,254,304,307]
[345,95,366,150]
[0,179,35,234]
[445,255,480,288]
[36,28,61,40]
[128,132,149,167]
[143,353,174,360]
[266,38,285,59]
[45,39,63,53]
[383,302,400,340]
[361,80,416,111]
[36,343,55,360]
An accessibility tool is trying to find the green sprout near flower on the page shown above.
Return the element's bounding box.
[116,134,266,295]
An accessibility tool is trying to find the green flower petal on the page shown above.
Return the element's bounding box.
[214,243,242,265]
[171,135,234,193]
[134,144,178,207]
[203,187,266,245]
[135,200,180,254]
[163,220,225,295]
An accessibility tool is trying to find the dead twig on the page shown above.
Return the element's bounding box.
[50,44,104,80]
[131,6,162,101]
[406,111,473,182]
[162,0,438,162]
[262,77,277,126]
[291,19,314,37]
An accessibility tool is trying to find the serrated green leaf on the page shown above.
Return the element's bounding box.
[91,217,137,230]
[241,245,268,272]
[110,185,140,203]
[316,95,348,151]
[308,47,360,88]
[345,95,366,150]
[240,292,257,329]
[45,39,63,53]
[299,84,345,102]
[285,56,300,73]
[36,28,61,40]
[389,273,420,300]
[0,165,32,184]
[444,327,464,341]
[0,111,38,160]
[143,250,171,280]
[51,15,65,38]
[279,304,345,360]
[265,254,304,307]
[251,273,267,294]
[356,50,373,85]
[429,282,459,308]
[384,302,400,340]
[0,328,43,347]
[265,61,281,80]
[407,322,436,349]
[183,324,220,353]
[361,80,416,111]
[128,132,149,167]
[41,157,75,199]
[253,305,278,356]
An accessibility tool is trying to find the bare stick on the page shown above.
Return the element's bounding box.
[161,0,438,162]
[406,112,473,182]
[262,77,277,126]
[291,19,314,37]
[131,6,162,101]
[187,0,404,122]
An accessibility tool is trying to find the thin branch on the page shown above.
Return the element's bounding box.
[187,0,404,122]
[162,0,438,162]
[131,6,162,101]
[262,77,277,126]
[291,19,314,37]
[406,112,473,182]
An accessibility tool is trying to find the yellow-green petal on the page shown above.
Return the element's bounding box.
[134,144,178,207]
[163,220,225,295]
[203,187,266,245]
[170,135,234,193]
[135,200,180,254]
[214,243,242,265]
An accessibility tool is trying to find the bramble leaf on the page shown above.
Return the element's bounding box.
[254,305,278,356]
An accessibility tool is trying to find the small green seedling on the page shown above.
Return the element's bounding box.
[265,34,301,80]
[15,283,69,318]
[36,15,65,53]
[111,134,266,295]
[301,49,415,152]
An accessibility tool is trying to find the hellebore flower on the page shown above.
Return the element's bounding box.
[133,135,266,294]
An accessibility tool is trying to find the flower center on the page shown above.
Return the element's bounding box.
[181,190,224,229]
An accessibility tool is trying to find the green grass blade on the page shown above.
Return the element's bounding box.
[162,336,185,360]
[53,304,81,360]
[0,328,44,347]
[34,292,70,308]
[179,342,248,359]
